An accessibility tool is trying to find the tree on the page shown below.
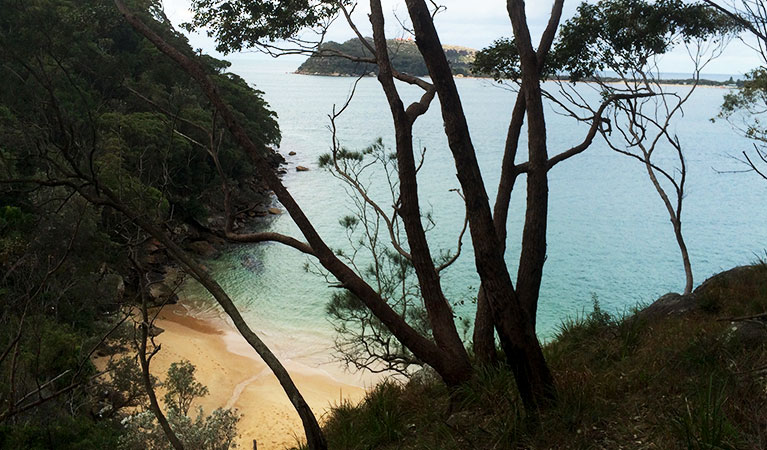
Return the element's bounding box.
[706,0,767,180]
[181,0,565,408]
[553,0,735,295]
[475,0,736,295]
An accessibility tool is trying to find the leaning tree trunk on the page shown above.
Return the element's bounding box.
[643,155,694,295]
[111,6,328,448]
[368,0,472,384]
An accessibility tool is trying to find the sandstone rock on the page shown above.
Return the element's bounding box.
[241,254,263,272]
[730,321,767,346]
[95,273,125,305]
[148,282,178,304]
[288,151,297,156]
[268,207,282,215]
[408,365,439,386]
[296,165,310,172]
[640,292,697,319]
[187,240,219,258]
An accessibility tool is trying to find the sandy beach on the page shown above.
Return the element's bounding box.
[147,303,372,450]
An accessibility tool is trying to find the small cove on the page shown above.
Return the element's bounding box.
[179,64,767,369]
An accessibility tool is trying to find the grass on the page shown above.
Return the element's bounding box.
[292,264,767,449]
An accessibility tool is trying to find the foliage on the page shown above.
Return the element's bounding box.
[184,0,344,53]
[318,139,457,376]
[473,0,740,82]
[553,0,739,81]
[163,360,209,416]
[471,38,524,82]
[118,361,238,450]
[0,415,121,450]
[720,67,767,146]
[0,0,276,445]
[672,377,739,450]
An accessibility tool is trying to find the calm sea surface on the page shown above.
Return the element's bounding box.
[180,60,767,365]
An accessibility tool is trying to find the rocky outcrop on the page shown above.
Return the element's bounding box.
[640,265,767,345]
[640,292,697,319]
[187,240,219,258]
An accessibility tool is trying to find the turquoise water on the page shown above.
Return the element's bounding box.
[182,64,767,362]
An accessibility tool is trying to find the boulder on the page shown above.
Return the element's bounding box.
[288,151,297,156]
[187,240,219,258]
[639,292,697,319]
[730,321,767,346]
[95,273,125,305]
[148,282,178,304]
[296,165,310,172]
[408,365,439,386]
[240,254,263,272]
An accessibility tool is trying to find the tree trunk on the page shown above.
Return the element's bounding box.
[472,287,496,364]
[643,155,693,295]
[405,0,557,409]
[677,223,694,295]
[369,0,472,385]
[473,93,527,364]
[135,262,185,450]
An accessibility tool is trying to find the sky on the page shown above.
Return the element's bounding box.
[160,0,764,76]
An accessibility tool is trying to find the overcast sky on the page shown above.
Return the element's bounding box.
[161,0,763,75]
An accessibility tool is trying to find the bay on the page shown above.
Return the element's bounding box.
[180,62,767,366]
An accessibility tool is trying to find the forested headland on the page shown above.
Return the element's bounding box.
[0,0,283,447]
[295,38,476,77]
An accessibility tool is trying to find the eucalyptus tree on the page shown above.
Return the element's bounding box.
[705,0,767,180]
[178,0,575,409]
[551,0,737,296]
[475,0,737,297]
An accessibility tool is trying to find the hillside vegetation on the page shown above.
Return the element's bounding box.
[296,38,476,76]
[0,0,280,447]
[296,264,767,449]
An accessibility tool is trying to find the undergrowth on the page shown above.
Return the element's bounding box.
[293,264,767,449]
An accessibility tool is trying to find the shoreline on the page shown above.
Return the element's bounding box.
[149,302,372,450]
[291,70,734,88]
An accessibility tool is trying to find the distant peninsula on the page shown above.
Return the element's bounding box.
[295,38,742,89]
[295,37,477,77]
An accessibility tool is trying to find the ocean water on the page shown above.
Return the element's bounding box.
[180,63,767,366]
